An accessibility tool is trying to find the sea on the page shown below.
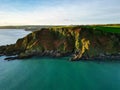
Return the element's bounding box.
[0,29,120,90]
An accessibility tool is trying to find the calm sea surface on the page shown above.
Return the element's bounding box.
[0,29,120,90]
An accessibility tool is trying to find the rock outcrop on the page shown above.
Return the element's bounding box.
[0,26,120,61]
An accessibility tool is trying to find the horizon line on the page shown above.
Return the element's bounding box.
[0,23,120,27]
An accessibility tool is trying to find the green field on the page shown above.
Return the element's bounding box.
[84,25,120,34]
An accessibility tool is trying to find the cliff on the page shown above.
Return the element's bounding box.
[0,26,120,61]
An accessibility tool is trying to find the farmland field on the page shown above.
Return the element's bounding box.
[84,25,120,33]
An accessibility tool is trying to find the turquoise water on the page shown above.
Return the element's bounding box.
[0,29,120,90]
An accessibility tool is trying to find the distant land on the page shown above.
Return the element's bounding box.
[0,24,120,31]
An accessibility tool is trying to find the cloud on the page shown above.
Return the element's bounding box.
[0,0,120,25]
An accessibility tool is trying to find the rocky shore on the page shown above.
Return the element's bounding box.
[4,52,120,61]
[0,26,120,61]
[71,53,120,61]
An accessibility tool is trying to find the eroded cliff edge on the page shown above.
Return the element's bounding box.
[0,26,120,61]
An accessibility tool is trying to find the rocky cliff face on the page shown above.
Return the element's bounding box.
[0,26,120,61]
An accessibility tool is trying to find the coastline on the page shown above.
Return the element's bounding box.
[0,26,120,61]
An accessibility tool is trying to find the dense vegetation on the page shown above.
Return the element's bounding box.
[83,25,120,33]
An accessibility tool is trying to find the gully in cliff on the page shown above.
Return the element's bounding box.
[0,26,120,61]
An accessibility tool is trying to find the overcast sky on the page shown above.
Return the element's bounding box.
[0,0,120,25]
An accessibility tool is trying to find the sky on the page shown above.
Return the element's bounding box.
[0,0,120,25]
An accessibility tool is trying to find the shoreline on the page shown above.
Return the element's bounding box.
[3,53,120,62]
[0,26,120,62]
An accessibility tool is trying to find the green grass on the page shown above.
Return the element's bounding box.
[103,26,120,28]
[84,25,120,34]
